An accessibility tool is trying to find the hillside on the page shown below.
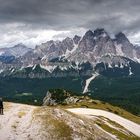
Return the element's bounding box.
[67,108,140,138]
[0,102,140,140]
[0,102,116,140]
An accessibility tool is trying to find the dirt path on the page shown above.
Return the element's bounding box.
[0,102,38,140]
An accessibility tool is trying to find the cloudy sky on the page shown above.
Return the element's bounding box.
[0,0,140,48]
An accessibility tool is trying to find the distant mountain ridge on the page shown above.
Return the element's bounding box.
[0,28,140,78]
[0,43,32,58]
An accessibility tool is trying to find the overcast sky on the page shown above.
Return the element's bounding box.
[0,0,140,48]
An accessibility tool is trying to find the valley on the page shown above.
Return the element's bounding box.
[0,75,140,116]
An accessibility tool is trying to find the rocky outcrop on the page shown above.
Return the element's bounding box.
[43,89,82,106]
[43,91,58,106]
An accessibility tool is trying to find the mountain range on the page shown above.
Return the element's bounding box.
[0,28,140,79]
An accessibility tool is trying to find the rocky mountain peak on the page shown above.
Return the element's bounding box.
[73,35,81,44]
[93,28,107,37]
[62,37,73,47]
[46,40,55,46]
[63,37,72,42]
[83,30,94,39]
[77,30,95,53]
[114,32,134,58]
[115,32,129,43]
[13,43,28,49]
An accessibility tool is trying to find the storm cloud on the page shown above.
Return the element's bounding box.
[0,0,140,47]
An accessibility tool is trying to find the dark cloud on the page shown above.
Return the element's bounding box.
[0,0,140,47]
[0,0,139,30]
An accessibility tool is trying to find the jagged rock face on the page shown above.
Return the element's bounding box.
[80,28,116,56]
[93,29,116,57]
[73,35,81,44]
[134,45,140,60]
[114,32,134,58]
[35,37,75,61]
[35,40,65,60]
[62,37,74,51]
[79,30,95,52]
[68,30,95,63]
[68,29,116,64]
[19,50,41,67]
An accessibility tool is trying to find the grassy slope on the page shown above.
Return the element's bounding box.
[61,98,140,140]
[34,106,140,140]
[59,96,140,125]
